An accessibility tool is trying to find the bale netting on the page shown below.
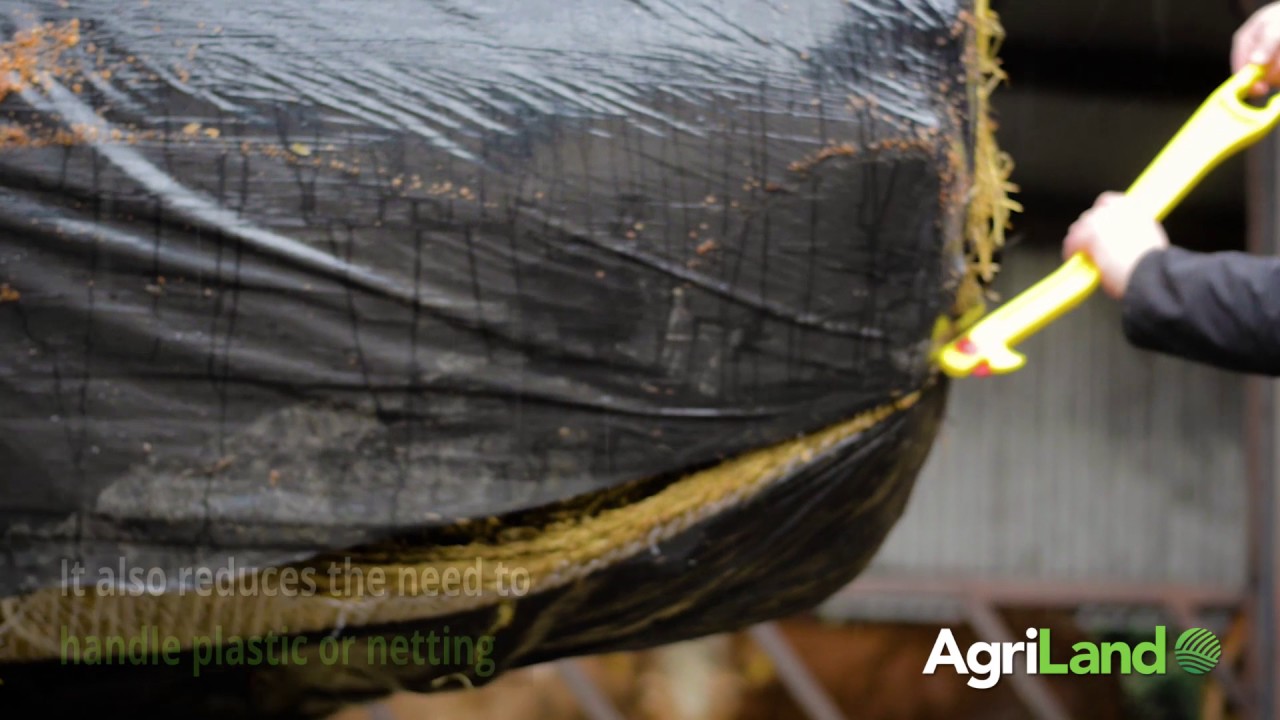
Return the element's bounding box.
[0,0,1015,716]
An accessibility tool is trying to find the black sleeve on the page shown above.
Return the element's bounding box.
[1121,246,1280,375]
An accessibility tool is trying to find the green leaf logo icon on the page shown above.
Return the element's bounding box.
[1174,627,1221,675]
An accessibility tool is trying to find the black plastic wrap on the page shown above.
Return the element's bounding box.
[1,382,947,717]
[0,0,985,714]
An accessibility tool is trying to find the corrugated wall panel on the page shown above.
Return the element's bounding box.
[866,245,1246,588]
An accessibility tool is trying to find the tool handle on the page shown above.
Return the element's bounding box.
[1128,65,1280,219]
[938,64,1280,378]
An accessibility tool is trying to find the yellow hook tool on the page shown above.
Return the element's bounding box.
[938,63,1280,378]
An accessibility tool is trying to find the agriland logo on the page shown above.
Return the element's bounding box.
[923,626,1220,689]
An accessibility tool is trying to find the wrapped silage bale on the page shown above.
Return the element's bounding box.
[0,0,1015,715]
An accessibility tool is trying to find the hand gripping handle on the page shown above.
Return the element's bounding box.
[938,64,1280,378]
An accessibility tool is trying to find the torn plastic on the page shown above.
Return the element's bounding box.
[0,0,1002,715]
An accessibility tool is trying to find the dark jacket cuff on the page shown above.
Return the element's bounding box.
[1119,247,1178,351]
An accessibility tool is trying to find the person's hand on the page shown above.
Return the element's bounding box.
[1233,1,1280,96]
[1063,193,1169,300]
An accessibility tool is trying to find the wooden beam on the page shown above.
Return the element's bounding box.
[747,623,847,720]
[962,599,1070,720]
[556,660,626,720]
